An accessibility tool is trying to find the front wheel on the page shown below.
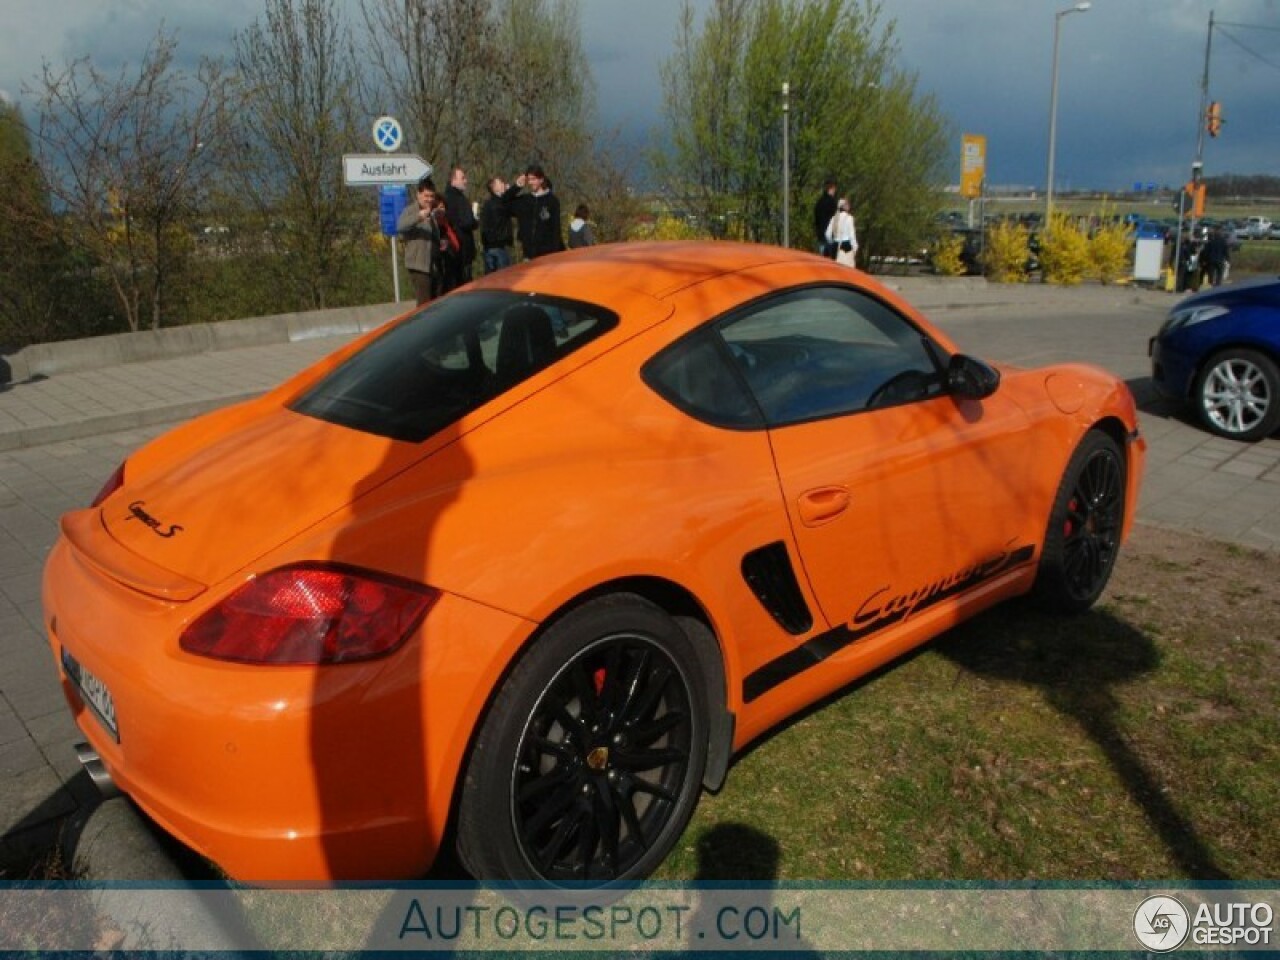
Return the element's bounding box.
[1033,430,1126,615]
[1194,348,1280,442]
[456,594,709,885]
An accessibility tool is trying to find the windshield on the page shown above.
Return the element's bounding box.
[291,291,617,442]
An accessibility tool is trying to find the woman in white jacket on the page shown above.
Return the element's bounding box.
[824,197,858,267]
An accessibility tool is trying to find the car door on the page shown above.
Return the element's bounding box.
[717,285,1039,639]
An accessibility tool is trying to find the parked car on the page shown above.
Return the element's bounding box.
[1243,215,1274,239]
[44,242,1145,886]
[1150,276,1280,441]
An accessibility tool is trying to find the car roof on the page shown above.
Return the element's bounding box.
[467,241,824,303]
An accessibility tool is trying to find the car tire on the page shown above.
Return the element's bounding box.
[1193,348,1280,442]
[456,593,709,885]
[1033,429,1126,615]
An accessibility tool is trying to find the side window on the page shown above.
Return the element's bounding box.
[643,331,763,429]
[718,287,944,426]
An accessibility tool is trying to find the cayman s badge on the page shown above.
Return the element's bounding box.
[126,500,184,539]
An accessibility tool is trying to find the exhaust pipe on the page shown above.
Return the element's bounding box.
[74,741,122,799]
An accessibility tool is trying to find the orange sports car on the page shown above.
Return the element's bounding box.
[43,242,1144,886]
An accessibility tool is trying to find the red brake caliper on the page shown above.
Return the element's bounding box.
[1064,497,1078,537]
[592,667,606,696]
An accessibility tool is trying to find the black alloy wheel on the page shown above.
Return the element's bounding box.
[512,633,693,882]
[1034,430,1126,614]
[456,594,709,885]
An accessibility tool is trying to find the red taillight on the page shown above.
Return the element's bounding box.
[91,462,126,507]
[179,565,437,665]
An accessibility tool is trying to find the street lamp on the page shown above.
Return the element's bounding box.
[781,80,790,248]
[1045,1,1090,220]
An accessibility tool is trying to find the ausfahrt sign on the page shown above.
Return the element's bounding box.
[342,154,432,187]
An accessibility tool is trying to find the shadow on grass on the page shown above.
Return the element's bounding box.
[693,822,780,882]
[936,599,1229,880]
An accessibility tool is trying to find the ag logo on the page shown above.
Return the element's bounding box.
[1134,895,1190,952]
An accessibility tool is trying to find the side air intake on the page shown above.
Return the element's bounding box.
[741,542,813,636]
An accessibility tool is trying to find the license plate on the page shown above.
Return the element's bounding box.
[61,648,119,741]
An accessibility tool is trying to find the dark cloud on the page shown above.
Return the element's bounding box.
[3,0,1276,188]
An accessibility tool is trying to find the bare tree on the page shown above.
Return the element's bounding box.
[359,0,499,169]
[491,0,594,179]
[28,29,225,331]
[358,0,595,180]
[226,0,368,310]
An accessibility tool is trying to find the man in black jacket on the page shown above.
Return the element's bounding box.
[814,178,838,258]
[503,164,563,260]
[443,165,479,286]
[480,176,514,274]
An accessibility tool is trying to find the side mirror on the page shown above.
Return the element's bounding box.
[946,354,1001,399]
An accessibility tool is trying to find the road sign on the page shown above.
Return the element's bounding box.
[342,154,432,187]
[379,185,408,237]
[960,133,986,199]
[372,115,403,153]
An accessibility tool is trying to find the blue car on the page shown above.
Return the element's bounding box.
[1150,277,1280,441]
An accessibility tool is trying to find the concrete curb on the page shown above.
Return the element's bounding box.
[70,798,261,951]
[0,393,262,454]
[0,278,1179,385]
[2,302,404,383]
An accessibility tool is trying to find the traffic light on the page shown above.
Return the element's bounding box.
[1183,182,1206,218]
[1207,101,1222,138]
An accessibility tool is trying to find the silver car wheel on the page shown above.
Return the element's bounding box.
[1201,356,1271,437]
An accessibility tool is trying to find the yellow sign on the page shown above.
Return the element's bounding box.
[960,134,986,199]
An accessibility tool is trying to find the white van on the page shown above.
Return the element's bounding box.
[1244,215,1273,238]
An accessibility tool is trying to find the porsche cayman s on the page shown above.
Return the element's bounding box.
[44,242,1145,885]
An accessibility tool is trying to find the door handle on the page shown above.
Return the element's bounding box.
[797,486,850,527]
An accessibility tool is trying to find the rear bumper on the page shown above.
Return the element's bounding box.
[43,537,532,883]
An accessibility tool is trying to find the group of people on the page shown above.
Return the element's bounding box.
[398,163,596,305]
[814,179,858,267]
[1176,224,1230,293]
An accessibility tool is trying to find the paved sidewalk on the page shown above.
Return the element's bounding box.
[0,336,352,453]
[1,278,1276,877]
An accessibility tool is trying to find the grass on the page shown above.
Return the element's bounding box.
[655,525,1280,882]
[1231,242,1280,276]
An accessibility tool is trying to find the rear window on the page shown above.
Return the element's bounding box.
[291,291,617,442]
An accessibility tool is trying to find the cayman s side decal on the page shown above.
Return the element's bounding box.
[743,543,1036,703]
[126,500,184,539]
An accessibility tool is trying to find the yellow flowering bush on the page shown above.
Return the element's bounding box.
[1090,219,1134,285]
[930,232,966,276]
[982,220,1030,283]
[1038,212,1092,285]
[627,215,714,242]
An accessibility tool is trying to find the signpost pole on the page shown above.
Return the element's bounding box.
[391,236,401,303]
[344,116,430,305]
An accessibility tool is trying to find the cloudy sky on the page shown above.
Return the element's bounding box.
[2,0,1277,191]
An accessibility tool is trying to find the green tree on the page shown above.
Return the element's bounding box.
[227,0,371,311]
[0,98,121,350]
[0,98,55,347]
[657,0,948,262]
